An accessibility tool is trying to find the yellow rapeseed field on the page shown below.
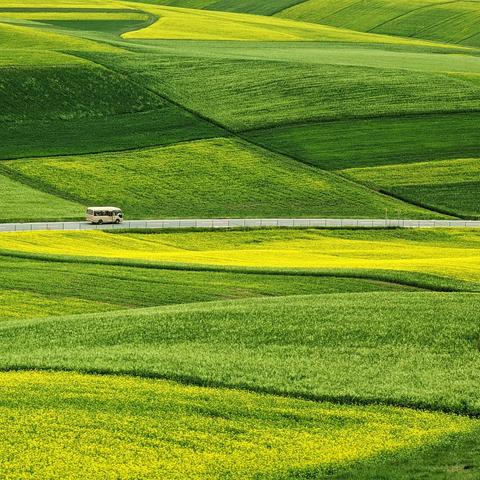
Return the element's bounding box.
[0,371,474,479]
[120,1,460,47]
[0,229,478,282]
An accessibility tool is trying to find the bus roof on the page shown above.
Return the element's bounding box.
[87,206,122,211]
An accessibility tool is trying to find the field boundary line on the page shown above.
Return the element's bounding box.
[1,365,479,418]
[0,249,477,292]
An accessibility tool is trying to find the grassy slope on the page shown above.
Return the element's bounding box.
[89,50,480,131]
[0,108,224,160]
[0,289,118,321]
[0,23,223,160]
[0,173,82,222]
[1,292,480,414]
[126,0,306,16]
[247,113,480,170]
[277,0,480,47]
[0,19,120,52]
[0,254,416,321]
[1,371,472,480]
[2,137,438,219]
[120,2,460,46]
[1,228,477,283]
[342,158,480,219]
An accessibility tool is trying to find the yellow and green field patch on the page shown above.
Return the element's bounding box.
[1,137,436,219]
[118,2,463,47]
[0,228,479,283]
[0,19,121,52]
[342,158,480,218]
[0,289,117,321]
[277,0,480,48]
[0,370,474,479]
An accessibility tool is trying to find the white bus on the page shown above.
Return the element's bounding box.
[86,207,123,225]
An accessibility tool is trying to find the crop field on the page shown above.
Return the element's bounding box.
[2,138,440,219]
[342,158,480,219]
[278,0,480,47]
[1,228,479,284]
[1,0,480,478]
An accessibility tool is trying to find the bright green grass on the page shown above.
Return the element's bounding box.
[1,371,473,479]
[247,113,480,170]
[278,0,480,48]
[120,2,457,46]
[89,51,480,130]
[123,40,480,77]
[0,18,121,51]
[0,254,416,321]
[0,107,224,160]
[0,48,87,66]
[1,137,439,219]
[1,292,480,414]
[0,289,117,321]
[342,158,480,219]
[0,173,82,222]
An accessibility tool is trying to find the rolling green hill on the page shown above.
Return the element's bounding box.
[1,137,440,219]
[1,1,480,478]
[278,0,480,47]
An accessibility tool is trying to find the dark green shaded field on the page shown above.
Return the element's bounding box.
[0,108,224,160]
[342,158,480,219]
[0,63,162,122]
[326,425,480,479]
[247,113,480,170]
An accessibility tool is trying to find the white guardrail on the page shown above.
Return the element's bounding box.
[0,218,480,232]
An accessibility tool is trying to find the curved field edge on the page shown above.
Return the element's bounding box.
[1,291,480,416]
[119,2,471,49]
[0,137,441,220]
[0,249,477,292]
[0,370,475,480]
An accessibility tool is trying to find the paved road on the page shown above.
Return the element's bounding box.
[1,218,479,232]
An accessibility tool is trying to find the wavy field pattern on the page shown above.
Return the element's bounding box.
[1,0,480,477]
[278,0,480,47]
[1,371,473,479]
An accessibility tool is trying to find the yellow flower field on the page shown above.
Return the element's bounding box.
[0,229,478,282]
[0,371,474,479]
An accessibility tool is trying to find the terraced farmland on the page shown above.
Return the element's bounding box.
[1,0,480,478]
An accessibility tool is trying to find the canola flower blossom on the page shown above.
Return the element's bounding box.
[0,371,475,479]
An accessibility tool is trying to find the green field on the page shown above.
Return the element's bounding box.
[1,1,480,478]
[1,137,441,219]
[342,158,480,218]
[278,0,480,47]
[0,172,82,222]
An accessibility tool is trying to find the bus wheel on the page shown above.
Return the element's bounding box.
[115,219,120,224]
[97,219,103,225]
